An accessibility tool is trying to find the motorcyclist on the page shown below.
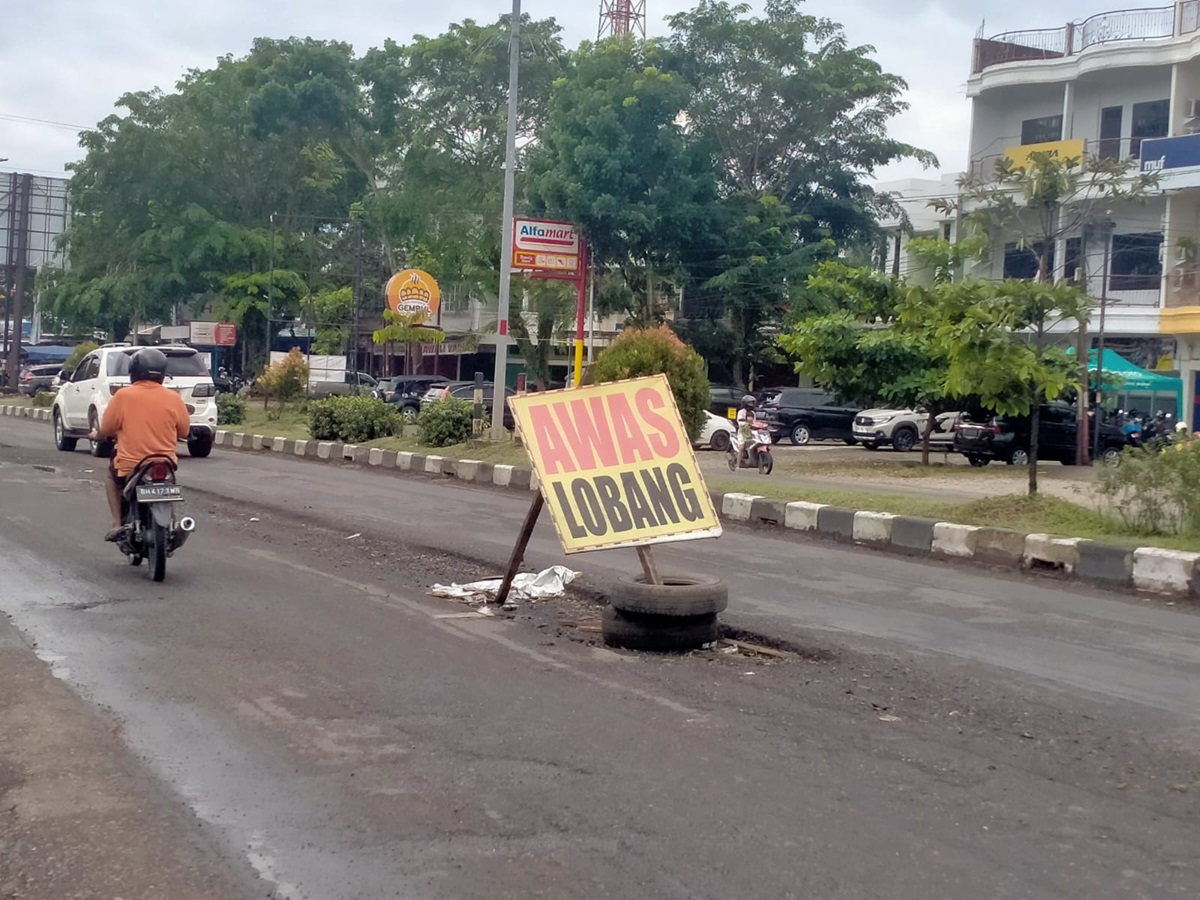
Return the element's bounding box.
[736,394,758,465]
[90,348,191,542]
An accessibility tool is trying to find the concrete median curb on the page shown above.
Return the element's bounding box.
[3,401,1196,601]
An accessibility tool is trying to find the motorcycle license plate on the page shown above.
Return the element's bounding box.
[136,483,183,502]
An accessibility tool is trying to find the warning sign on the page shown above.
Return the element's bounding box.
[509,375,722,554]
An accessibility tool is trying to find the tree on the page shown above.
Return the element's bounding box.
[508,278,574,389]
[311,286,355,355]
[665,0,935,385]
[524,39,718,324]
[372,310,444,375]
[950,150,1159,480]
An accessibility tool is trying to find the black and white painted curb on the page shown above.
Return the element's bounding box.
[3,402,1196,600]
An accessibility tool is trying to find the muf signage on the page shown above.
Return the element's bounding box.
[1140,134,1200,173]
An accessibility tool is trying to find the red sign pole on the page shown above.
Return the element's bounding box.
[573,242,589,387]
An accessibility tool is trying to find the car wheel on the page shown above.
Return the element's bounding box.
[1101,446,1123,467]
[710,430,732,453]
[188,435,214,458]
[843,438,857,446]
[53,410,77,452]
[892,427,918,453]
[862,442,879,451]
[967,455,990,468]
[401,405,420,425]
[88,410,113,459]
[789,423,812,446]
[1007,447,1030,466]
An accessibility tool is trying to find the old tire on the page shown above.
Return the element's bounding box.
[53,411,77,452]
[601,607,719,652]
[789,423,811,446]
[892,426,917,453]
[610,573,728,617]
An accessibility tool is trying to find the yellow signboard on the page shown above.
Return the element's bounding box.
[509,375,722,554]
[385,269,441,322]
[1004,139,1085,171]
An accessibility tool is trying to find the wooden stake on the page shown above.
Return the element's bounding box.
[495,492,544,605]
[636,545,662,585]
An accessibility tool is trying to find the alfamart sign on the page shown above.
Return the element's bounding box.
[508,375,721,554]
[512,218,581,273]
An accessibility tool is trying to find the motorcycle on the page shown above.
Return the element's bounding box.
[726,418,774,475]
[116,454,195,582]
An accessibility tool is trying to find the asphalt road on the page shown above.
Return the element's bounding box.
[1,415,1198,899]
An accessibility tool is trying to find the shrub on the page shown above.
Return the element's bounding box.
[258,348,309,406]
[1098,436,1200,535]
[587,325,709,440]
[31,391,56,408]
[216,391,246,425]
[308,395,402,443]
[417,398,473,447]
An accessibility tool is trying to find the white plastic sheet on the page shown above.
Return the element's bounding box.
[430,565,577,605]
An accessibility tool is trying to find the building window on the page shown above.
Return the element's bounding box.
[942,222,952,241]
[1130,99,1169,159]
[1098,106,1123,161]
[1003,241,1054,280]
[1064,237,1083,283]
[1109,233,1162,291]
[1021,115,1063,145]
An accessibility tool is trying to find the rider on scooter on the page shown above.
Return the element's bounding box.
[736,394,757,466]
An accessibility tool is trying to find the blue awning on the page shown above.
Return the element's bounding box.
[22,345,75,363]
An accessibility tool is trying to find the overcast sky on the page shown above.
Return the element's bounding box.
[1,0,1104,184]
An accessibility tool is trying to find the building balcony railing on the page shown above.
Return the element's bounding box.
[973,3,1198,74]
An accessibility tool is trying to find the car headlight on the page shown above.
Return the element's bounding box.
[872,415,895,425]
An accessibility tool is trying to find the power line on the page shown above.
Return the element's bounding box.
[0,112,88,132]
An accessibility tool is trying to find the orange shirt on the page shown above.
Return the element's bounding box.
[98,381,191,476]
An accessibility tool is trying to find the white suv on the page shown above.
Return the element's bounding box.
[852,407,928,452]
[52,344,219,458]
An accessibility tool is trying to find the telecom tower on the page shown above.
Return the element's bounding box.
[598,0,646,40]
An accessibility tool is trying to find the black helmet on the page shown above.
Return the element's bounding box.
[741,394,757,408]
[129,348,168,383]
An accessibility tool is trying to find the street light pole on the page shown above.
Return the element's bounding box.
[492,0,521,438]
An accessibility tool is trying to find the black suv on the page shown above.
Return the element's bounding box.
[378,375,451,423]
[762,387,859,446]
[953,402,1130,467]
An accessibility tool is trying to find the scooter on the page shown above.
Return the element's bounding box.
[116,454,196,583]
[726,419,774,475]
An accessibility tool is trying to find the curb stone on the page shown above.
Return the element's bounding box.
[2,402,1196,601]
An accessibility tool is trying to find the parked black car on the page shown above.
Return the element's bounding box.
[953,401,1131,467]
[708,384,744,419]
[762,387,859,445]
[380,375,451,423]
[17,364,63,396]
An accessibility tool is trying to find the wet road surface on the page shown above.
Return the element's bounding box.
[1,416,1198,899]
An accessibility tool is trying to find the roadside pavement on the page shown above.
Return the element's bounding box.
[0,617,265,900]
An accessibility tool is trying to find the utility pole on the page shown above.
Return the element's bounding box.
[1092,221,1114,464]
[3,174,32,391]
[492,0,521,438]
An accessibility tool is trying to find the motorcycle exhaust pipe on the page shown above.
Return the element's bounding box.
[171,516,197,551]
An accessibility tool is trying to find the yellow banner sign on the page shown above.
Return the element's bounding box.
[1004,139,1085,171]
[509,374,722,554]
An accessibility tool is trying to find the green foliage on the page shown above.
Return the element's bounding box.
[372,309,444,375]
[588,326,709,440]
[309,395,403,443]
[416,397,474,448]
[62,341,100,375]
[311,286,355,355]
[1099,438,1200,536]
[508,277,574,389]
[216,391,246,425]
[258,348,310,406]
[31,391,56,408]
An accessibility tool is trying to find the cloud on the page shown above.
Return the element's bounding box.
[0,0,1104,179]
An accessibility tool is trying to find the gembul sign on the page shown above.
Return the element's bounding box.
[508,375,722,553]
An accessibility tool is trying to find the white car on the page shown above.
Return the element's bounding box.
[52,344,219,458]
[853,407,928,452]
[695,410,735,452]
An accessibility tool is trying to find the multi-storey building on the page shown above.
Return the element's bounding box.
[967,2,1200,421]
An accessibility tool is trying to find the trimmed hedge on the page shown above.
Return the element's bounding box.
[309,395,403,443]
[417,398,474,447]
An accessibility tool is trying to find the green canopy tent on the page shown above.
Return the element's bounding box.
[1087,349,1183,418]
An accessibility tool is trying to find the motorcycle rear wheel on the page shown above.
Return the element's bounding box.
[149,522,168,582]
[758,452,773,475]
